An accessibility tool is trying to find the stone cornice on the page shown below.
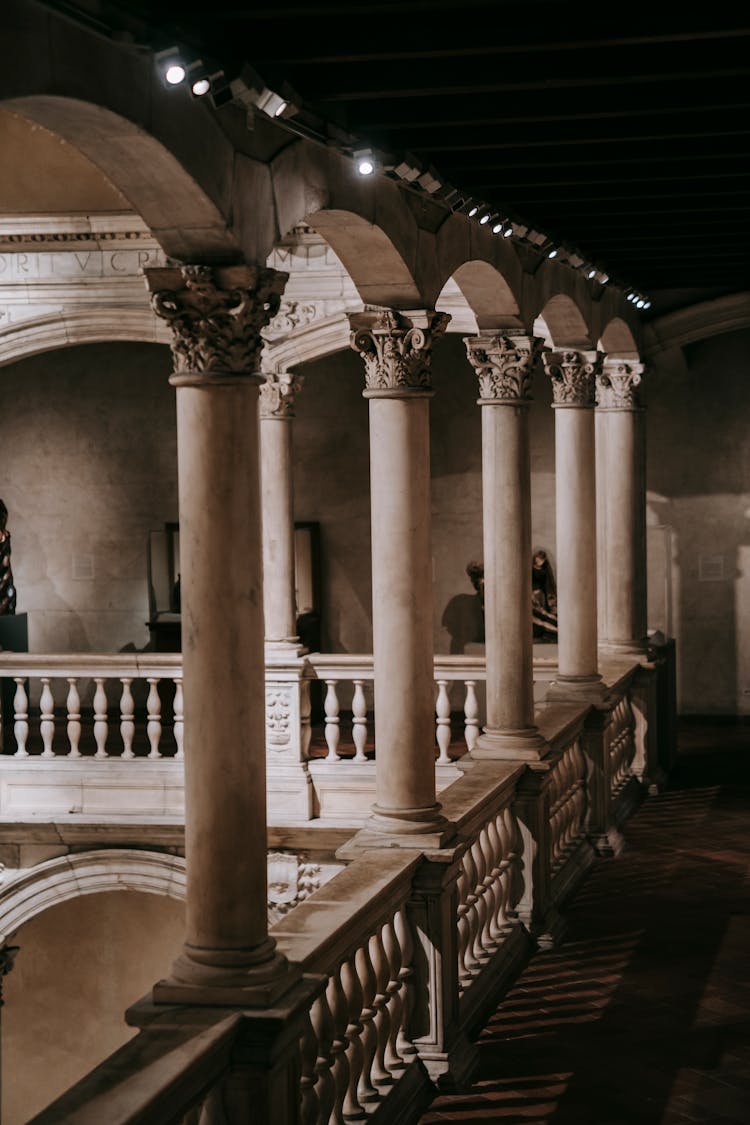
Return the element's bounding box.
[146,264,288,377]
[543,349,603,407]
[259,371,304,419]
[464,333,545,403]
[348,307,450,393]
[596,359,645,410]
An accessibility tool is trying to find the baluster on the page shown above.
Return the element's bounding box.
[461,847,481,978]
[486,814,506,943]
[351,680,367,763]
[119,678,135,759]
[368,929,393,1089]
[299,1010,321,1125]
[505,807,524,922]
[477,824,499,956]
[66,678,81,758]
[464,680,479,753]
[495,812,513,935]
[326,969,350,1125]
[341,956,366,1122]
[354,943,380,1108]
[435,680,451,764]
[394,908,417,1062]
[13,679,28,758]
[324,680,341,762]
[310,992,336,1125]
[93,678,108,758]
[470,837,491,964]
[173,677,184,760]
[39,678,55,758]
[381,919,405,1077]
[146,678,162,759]
[300,677,312,760]
[456,863,473,988]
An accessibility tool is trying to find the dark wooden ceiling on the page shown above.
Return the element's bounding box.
[48,2,750,300]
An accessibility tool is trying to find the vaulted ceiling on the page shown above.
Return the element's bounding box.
[40,2,750,306]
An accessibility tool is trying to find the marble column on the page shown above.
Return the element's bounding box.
[596,359,648,652]
[260,371,304,652]
[544,350,605,700]
[464,334,547,759]
[349,307,450,843]
[146,264,297,1005]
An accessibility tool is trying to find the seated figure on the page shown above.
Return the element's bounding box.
[532,549,557,641]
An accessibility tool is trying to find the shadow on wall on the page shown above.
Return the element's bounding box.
[647,328,750,715]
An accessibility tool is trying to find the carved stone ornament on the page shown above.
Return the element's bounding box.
[264,300,320,339]
[259,371,304,419]
[543,350,603,406]
[348,307,451,392]
[596,359,645,409]
[464,334,545,402]
[146,264,288,376]
[265,685,292,749]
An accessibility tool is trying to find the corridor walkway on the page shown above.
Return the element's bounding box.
[421,724,750,1124]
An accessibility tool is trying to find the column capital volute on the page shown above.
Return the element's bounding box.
[543,349,604,408]
[145,264,288,385]
[259,371,304,419]
[464,333,546,403]
[348,306,451,396]
[596,358,646,410]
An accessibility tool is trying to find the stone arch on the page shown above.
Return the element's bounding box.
[3,96,239,264]
[304,209,422,309]
[0,308,170,368]
[437,260,523,333]
[534,293,593,349]
[599,316,640,359]
[0,850,185,943]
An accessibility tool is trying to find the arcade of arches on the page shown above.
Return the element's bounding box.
[0,7,747,1122]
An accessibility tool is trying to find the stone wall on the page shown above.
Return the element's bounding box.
[2,889,185,1125]
[0,341,176,652]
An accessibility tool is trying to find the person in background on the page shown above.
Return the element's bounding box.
[0,499,17,616]
[532,548,557,641]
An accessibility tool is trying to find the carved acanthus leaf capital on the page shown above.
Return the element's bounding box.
[348,307,451,393]
[543,350,603,407]
[464,334,545,402]
[146,265,288,376]
[596,359,645,409]
[259,371,304,418]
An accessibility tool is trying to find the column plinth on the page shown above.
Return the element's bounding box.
[146,264,299,1006]
[260,371,305,657]
[349,307,451,844]
[465,334,548,760]
[596,360,648,654]
[544,350,605,702]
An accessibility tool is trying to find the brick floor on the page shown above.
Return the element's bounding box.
[420,722,750,1124]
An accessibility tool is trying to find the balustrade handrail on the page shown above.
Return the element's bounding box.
[0,652,182,677]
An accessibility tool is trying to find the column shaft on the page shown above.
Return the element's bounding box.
[369,394,438,819]
[260,409,298,645]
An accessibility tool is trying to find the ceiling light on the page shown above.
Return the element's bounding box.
[643,300,652,310]
[418,167,442,193]
[354,148,376,176]
[548,249,558,259]
[492,221,503,234]
[503,224,514,237]
[390,155,422,182]
[588,268,597,279]
[636,299,645,309]
[479,213,491,225]
[191,76,210,96]
[165,63,185,85]
[468,205,479,217]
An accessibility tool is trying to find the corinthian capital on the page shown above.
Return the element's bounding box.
[348,307,450,394]
[145,264,288,378]
[464,334,545,402]
[596,359,645,410]
[543,350,603,407]
[259,371,304,419]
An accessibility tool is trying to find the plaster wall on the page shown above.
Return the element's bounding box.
[2,889,185,1124]
[0,341,176,652]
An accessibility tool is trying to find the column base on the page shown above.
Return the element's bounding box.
[153,943,301,1008]
[339,802,454,852]
[547,674,607,703]
[265,638,307,660]
[471,726,549,761]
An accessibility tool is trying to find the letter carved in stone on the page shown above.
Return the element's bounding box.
[596,360,645,409]
[259,371,304,419]
[266,685,292,750]
[464,334,545,402]
[543,350,603,406]
[349,307,450,392]
[146,264,288,375]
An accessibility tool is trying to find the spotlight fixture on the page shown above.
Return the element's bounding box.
[155,47,187,87]
[548,248,558,259]
[492,221,504,234]
[417,166,442,194]
[468,204,479,217]
[643,300,652,310]
[479,211,491,225]
[511,222,529,238]
[587,268,597,280]
[354,148,376,176]
[389,154,422,182]
[503,224,514,238]
[636,299,645,309]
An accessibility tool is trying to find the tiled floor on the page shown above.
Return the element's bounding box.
[420,723,750,1124]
